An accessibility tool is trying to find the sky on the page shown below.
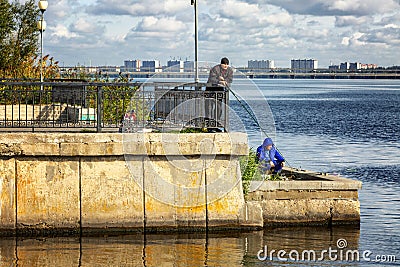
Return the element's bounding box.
[33,0,400,68]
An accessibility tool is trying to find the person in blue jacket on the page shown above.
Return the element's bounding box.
[256,138,285,174]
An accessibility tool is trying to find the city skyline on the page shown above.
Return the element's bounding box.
[40,0,400,68]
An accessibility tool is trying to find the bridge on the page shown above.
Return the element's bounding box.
[60,67,400,80]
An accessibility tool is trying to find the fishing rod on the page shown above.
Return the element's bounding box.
[225,84,294,169]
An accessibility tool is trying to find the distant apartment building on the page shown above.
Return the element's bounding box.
[248,60,275,71]
[337,62,377,71]
[141,60,161,72]
[167,60,184,72]
[291,59,318,72]
[328,65,340,71]
[184,61,194,72]
[349,62,362,70]
[98,66,120,72]
[124,60,141,71]
[340,62,351,71]
[360,64,378,69]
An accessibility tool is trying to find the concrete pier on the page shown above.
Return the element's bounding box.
[0,133,361,235]
[246,169,362,226]
[0,132,262,235]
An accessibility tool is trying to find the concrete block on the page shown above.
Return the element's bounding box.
[80,156,144,228]
[206,159,245,227]
[239,201,263,228]
[331,199,360,223]
[279,180,322,190]
[0,158,15,230]
[143,157,207,229]
[16,157,80,229]
[262,199,331,225]
[251,181,280,191]
[321,180,362,190]
[19,143,60,156]
[60,142,123,156]
[122,134,147,155]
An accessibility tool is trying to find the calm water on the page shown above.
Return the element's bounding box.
[1,79,399,266]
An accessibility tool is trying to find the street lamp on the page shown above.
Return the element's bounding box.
[191,0,199,83]
[37,0,48,85]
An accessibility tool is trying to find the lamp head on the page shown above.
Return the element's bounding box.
[38,0,48,13]
[37,20,46,31]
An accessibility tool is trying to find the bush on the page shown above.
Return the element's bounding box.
[239,148,262,195]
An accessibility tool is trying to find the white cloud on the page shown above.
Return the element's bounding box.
[42,0,400,67]
[70,18,101,34]
[267,0,399,16]
[50,24,78,39]
[87,0,189,17]
[341,32,366,46]
[335,16,369,27]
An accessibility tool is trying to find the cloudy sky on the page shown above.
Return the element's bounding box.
[38,0,400,68]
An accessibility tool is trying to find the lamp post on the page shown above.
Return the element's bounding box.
[37,0,48,86]
[191,0,199,83]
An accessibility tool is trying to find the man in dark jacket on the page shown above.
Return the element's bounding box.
[207,57,233,87]
[256,138,285,174]
[204,58,233,130]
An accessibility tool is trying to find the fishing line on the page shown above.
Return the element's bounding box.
[226,85,294,169]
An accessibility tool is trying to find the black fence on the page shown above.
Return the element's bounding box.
[0,81,229,132]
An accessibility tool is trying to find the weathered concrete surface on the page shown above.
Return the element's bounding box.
[0,132,256,234]
[246,169,362,226]
[0,133,362,233]
[0,158,15,230]
[80,156,144,229]
[16,157,80,229]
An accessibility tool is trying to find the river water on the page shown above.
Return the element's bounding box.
[1,79,399,266]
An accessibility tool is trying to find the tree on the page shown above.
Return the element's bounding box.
[0,0,14,73]
[0,0,47,78]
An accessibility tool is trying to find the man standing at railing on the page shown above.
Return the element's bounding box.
[207,57,233,87]
[205,57,233,131]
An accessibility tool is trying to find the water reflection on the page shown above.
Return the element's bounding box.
[0,226,360,266]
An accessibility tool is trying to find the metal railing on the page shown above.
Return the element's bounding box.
[0,81,229,132]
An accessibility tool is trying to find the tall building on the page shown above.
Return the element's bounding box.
[291,59,318,72]
[349,62,362,70]
[141,60,161,72]
[248,60,274,71]
[124,60,141,71]
[167,60,184,72]
[184,61,194,72]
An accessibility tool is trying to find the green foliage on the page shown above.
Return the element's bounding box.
[102,86,140,124]
[240,148,286,194]
[239,148,262,195]
[180,128,208,133]
[0,0,41,78]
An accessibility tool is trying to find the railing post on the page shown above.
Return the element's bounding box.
[97,85,103,132]
[224,89,229,132]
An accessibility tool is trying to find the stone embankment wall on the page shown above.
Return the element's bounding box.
[0,132,361,235]
[0,133,262,234]
[246,170,362,226]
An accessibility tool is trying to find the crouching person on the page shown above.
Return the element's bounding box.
[256,138,285,175]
